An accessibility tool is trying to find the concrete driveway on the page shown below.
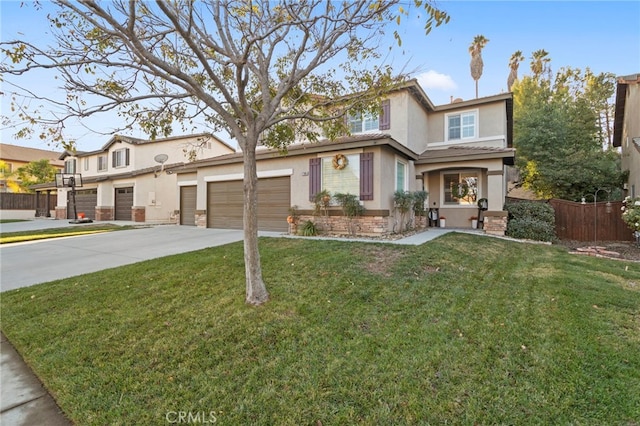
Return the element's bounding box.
[0,221,261,291]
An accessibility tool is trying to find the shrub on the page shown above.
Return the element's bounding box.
[621,196,640,233]
[299,220,318,236]
[504,201,556,242]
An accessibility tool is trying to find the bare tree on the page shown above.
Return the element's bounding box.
[1,1,448,305]
[469,34,489,98]
[507,50,524,92]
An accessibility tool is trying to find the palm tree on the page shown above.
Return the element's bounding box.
[507,50,524,91]
[469,34,489,98]
[530,49,551,81]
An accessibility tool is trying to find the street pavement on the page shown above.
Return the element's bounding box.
[0,218,465,425]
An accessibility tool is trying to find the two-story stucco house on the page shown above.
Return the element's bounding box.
[170,80,514,235]
[54,133,235,223]
[613,73,640,198]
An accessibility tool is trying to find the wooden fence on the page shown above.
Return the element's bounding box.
[0,192,57,211]
[549,199,634,242]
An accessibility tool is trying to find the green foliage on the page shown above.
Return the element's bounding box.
[299,220,318,236]
[412,190,428,217]
[333,193,364,219]
[621,197,640,233]
[512,66,625,200]
[504,201,557,242]
[13,159,59,192]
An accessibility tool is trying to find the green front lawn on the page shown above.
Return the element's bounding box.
[1,234,639,424]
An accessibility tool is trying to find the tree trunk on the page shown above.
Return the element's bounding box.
[242,142,269,306]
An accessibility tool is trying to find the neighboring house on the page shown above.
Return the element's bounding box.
[0,143,64,193]
[170,80,514,235]
[613,73,640,199]
[49,133,235,222]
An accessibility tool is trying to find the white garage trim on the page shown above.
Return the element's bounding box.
[178,180,198,186]
[204,168,293,182]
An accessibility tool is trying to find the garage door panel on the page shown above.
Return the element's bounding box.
[67,189,97,220]
[180,186,197,226]
[208,177,290,232]
[115,187,134,221]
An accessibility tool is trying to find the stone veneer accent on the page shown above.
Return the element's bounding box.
[132,206,145,222]
[483,210,508,236]
[296,214,390,236]
[195,210,207,227]
[55,207,67,220]
[96,207,114,221]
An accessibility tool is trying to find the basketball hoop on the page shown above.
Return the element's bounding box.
[55,173,92,223]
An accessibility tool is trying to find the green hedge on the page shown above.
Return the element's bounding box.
[504,201,557,242]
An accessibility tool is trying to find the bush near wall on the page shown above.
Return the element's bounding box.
[504,201,557,242]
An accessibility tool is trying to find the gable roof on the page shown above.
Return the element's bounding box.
[171,133,418,174]
[59,132,235,159]
[0,143,64,167]
[613,73,640,148]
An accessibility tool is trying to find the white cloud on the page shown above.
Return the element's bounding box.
[415,70,457,92]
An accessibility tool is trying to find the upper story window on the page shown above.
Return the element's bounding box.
[83,158,89,171]
[348,112,379,134]
[64,159,76,174]
[97,155,108,172]
[447,110,477,141]
[112,148,130,168]
[347,99,390,134]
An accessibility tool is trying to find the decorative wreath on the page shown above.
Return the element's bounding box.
[332,154,348,170]
[451,182,469,199]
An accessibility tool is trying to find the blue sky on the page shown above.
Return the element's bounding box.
[1,0,639,152]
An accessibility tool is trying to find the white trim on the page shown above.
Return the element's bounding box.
[427,135,507,147]
[178,180,198,186]
[444,108,479,143]
[113,182,135,189]
[204,168,293,182]
[395,158,409,192]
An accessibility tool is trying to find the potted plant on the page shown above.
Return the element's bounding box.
[469,215,478,229]
[287,205,300,234]
[439,216,446,228]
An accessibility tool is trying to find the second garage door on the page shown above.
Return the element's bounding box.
[115,187,134,220]
[207,177,290,232]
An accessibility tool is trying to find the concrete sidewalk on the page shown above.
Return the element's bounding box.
[0,218,476,425]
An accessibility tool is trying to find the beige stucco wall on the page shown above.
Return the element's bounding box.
[426,101,508,149]
[386,91,430,154]
[191,145,417,216]
[621,81,640,198]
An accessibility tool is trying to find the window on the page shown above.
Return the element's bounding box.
[309,153,373,201]
[112,148,130,168]
[64,159,76,174]
[447,111,476,141]
[346,100,390,134]
[443,171,479,205]
[396,160,407,192]
[97,155,108,172]
[83,158,89,171]
[348,112,379,134]
[321,154,360,196]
